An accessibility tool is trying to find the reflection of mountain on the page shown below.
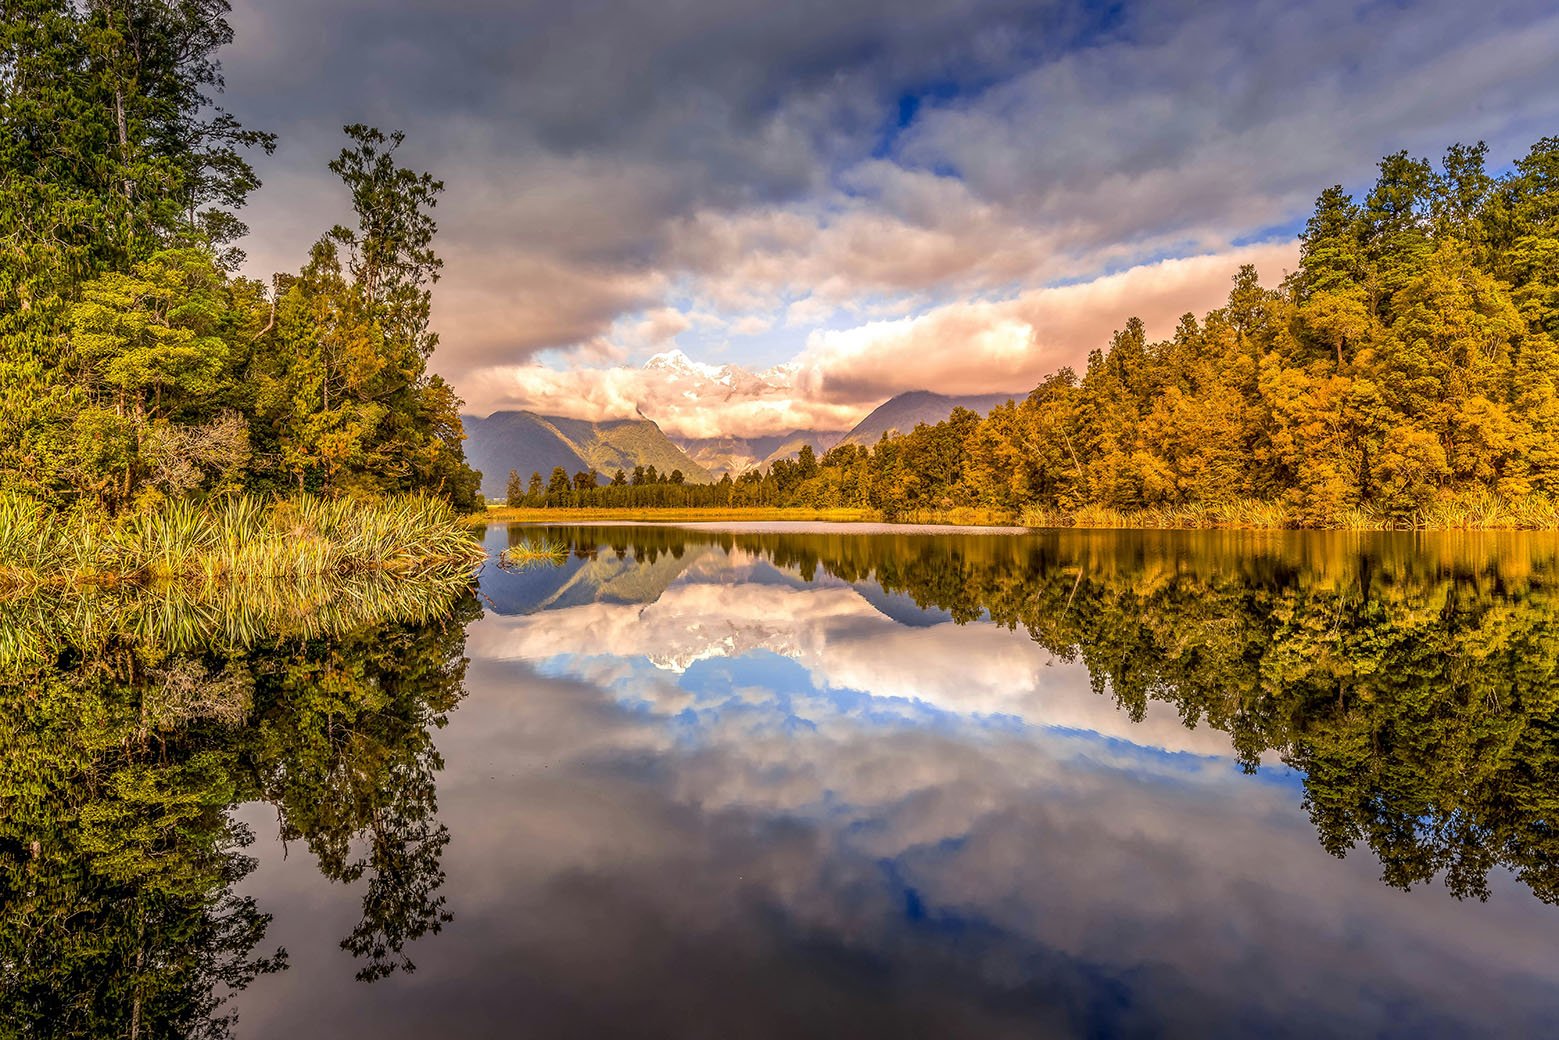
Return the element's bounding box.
[852,582,956,627]
[482,539,717,616]
[463,410,712,497]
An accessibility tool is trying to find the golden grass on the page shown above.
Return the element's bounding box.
[0,492,484,587]
[476,492,1559,532]
[500,538,569,567]
[1021,491,1559,531]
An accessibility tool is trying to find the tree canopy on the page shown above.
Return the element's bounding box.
[1,0,479,513]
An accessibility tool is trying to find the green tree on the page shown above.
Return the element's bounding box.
[546,466,571,496]
[252,126,479,508]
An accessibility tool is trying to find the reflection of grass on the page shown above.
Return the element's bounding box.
[500,539,569,568]
[0,493,483,587]
[0,568,474,671]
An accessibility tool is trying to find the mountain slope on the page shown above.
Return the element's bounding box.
[463,411,712,498]
[838,391,1021,447]
[677,430,847,477]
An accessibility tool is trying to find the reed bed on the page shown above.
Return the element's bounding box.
[1020,492,1559,531]
[0,492,484,587]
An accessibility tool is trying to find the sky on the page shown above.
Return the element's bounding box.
[222,0,1559,438]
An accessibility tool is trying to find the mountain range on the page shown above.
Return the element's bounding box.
[463,389,1024,496]
[675,430,848,477]
[461,411,713,499]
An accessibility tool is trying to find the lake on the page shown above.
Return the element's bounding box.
[7,523,1559,1038]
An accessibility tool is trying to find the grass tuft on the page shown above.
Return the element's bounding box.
[500,539,569,568]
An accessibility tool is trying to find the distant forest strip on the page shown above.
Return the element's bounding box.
[2,3,482,516]
[505,135,1559,529]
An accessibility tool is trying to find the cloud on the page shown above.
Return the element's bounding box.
[462,350,864,438]
[793,240,1300,401]
[221,0,1559,428]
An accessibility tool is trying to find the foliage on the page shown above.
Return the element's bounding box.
[0,3,479,513]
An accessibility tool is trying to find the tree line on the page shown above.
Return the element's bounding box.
[525,136,1559,525]
[2,1,481,513]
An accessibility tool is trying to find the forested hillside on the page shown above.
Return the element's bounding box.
[530,137,1559,527]
[1,1,480,512]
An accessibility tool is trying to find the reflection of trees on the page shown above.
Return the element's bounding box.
[557,525,1559,904]
[0,580,478,1036]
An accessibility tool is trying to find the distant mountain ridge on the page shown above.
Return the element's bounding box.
[463,410,713,498]
[464,389,1021,495]
[676,430,847,477]
[838,390,1022,447]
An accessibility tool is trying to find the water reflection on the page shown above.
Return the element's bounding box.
[11,526,1559,1037]
[0,573,477,1036]
[488,525,1559,906]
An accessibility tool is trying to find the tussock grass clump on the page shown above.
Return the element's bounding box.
[500,538,569,568]
[0,492,483,587]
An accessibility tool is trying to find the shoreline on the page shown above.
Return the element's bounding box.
[480,501,1559,532]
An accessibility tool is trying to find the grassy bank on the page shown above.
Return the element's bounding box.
[0,493,484,587]
[483,490,1559,532]
[1022,491,1559,531]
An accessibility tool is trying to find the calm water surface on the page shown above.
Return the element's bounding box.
[9,525,1559,1037]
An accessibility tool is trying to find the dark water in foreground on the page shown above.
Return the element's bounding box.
[8,525,1559,1037]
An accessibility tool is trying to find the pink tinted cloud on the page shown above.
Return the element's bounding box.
[794,241,1298,401]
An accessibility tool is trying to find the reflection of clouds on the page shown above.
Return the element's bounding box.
[467,579,1234,758]
[237,645,1559,1039]
[232,544,1559,1037]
